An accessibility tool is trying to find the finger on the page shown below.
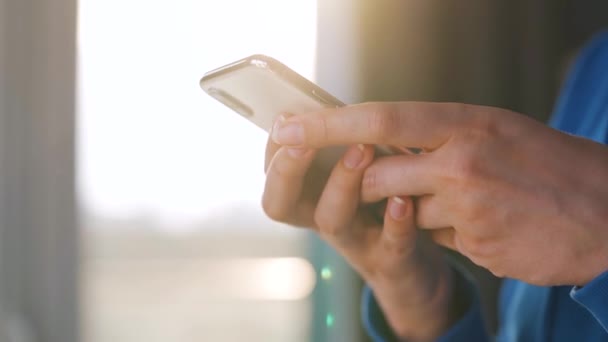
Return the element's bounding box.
[431,228,495,268]
[380,196,417,256]
[261,145,317,224]
[272,102,471,149]
[265,114,289,173]
[361,153,440,203]
[314,144,374,242]
[265,137,281,174]
[415,195,453,229]
[429,228,458,251]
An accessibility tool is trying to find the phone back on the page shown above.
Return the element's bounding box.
[200,55,343,132]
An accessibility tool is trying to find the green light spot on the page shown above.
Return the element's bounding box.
[320,267,332,280]
[325,313,335,327]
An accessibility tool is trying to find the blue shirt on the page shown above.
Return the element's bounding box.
[362,30,608,342]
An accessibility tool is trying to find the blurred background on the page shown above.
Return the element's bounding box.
[1,0,607,341]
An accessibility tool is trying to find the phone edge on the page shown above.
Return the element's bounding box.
[199,54,346,107]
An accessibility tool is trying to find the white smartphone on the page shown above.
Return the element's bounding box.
[200,54,345,131]
[200,55,401,171]
[200,54,352,171]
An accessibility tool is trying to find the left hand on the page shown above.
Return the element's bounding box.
[271,102,608,286]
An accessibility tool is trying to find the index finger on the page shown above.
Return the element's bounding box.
[272,102,471,149]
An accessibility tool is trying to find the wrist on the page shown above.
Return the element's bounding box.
[370,256,456,341]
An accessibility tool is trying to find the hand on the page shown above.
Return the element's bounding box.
[262,115,457,341]
[271,102,608,286]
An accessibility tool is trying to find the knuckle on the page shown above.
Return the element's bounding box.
[366,103,402,141]
[449,150,481,183]
[309,114,330,145]
[471,108,504,138]
[489,267,506,279]
[460,235,494,259]
[456,103,503,138]
[444,120,500,183]
[451,102,472,117]
[362,169,384,198]
[381,237,413,258]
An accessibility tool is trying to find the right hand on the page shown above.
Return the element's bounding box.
[262,115,457,341]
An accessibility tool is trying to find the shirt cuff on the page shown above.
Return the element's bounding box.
[570,268,608,332]
[361,264,489,342]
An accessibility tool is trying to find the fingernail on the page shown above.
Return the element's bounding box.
[287,147,308,158]
[389,196,408,220]
[272,121,304,146]
[343,144,365,169]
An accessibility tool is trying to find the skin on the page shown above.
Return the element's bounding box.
[263,115,458,341]
[263,102,608,339]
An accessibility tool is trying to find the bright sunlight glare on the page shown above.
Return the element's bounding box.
[77,0,318,227]
[204,257,317,300]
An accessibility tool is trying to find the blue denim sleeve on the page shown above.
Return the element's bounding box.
[570,269,608,333]
[361,265,490,342]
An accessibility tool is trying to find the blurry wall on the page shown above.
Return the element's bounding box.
[0,0,78,341]
[316,0,608,337]
[353,0,564,121]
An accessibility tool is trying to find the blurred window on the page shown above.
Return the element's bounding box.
[77,1,318,341]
